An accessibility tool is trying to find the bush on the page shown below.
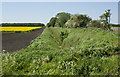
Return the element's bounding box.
[87,20,101,28]
[65,14,92,28]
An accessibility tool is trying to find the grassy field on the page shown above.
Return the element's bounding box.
[2,27,120,75]
[0,27,42,32]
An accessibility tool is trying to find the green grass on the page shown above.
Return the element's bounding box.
[2,27,120,75]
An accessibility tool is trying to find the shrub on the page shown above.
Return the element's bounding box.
[87,20,101,28]
[65,14,92,28]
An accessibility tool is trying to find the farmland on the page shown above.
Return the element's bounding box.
[2,27,120,75]
[2,27,45,52]
[0,27,42,32]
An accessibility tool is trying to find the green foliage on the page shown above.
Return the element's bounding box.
[87,20,101,28]
[47,12,71,28]
[101,21,111,30]
[65,14,92,28]
[2,27,119,75]
[47,17,57,27]
[60,30,69,42]
[99,9,111,30]
[55,12,71,27]
[47,9,112,30]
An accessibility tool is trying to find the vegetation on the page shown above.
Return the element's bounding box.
[87,20,101,28]
[65,14,91,28]
[2,27,120,75]
[47,12,71,28]
[99,9,111,30]
[47,17,57,27]
[47,9,114,30]
[55,12,71,27]
[2,23,45,27]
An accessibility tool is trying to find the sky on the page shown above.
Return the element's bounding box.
[1,0,119,2]
[118,1,120,24]
[2,2,118,25]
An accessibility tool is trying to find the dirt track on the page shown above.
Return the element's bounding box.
[2,27,45,53]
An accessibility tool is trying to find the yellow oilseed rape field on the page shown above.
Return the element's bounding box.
[0,27,42,32]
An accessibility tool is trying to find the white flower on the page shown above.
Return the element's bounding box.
[3,50,6,52]
[58,61,61,64]
[33,60,36,63]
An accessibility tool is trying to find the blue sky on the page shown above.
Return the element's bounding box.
[2,2,118,25]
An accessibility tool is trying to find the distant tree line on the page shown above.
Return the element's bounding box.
[47,9,114,30]
[2,23,45,27]
[110,24,120,27]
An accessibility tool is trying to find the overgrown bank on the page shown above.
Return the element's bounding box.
[2,27,120,75]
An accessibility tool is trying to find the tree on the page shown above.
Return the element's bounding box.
[55,12,71,27]
[47,17,57,27]
[99,9,111,30]
[65,14,92,28]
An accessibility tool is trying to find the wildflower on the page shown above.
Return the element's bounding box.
[3,50,6,52]
[33,60,36,63]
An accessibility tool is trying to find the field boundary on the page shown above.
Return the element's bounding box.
[2,27,45,52]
